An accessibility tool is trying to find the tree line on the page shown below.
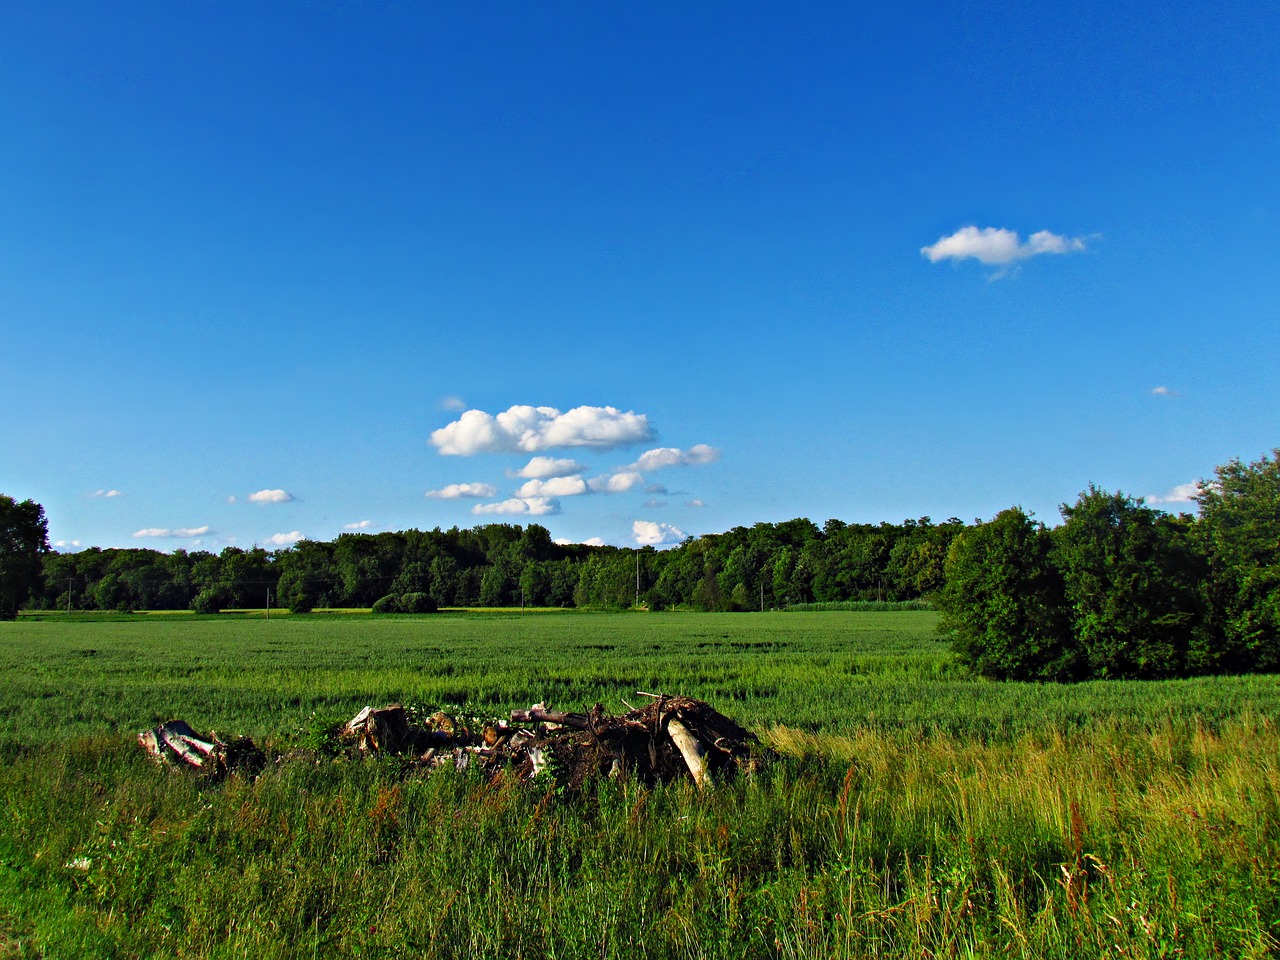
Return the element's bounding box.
[3,446,1277,683]
[21,514,965,615]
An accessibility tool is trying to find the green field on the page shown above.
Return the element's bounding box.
[2,611,1278,958]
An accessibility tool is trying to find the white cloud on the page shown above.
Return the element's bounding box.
[267,531,304,546]
[343,520,374,530]
[431,405,653,455]
[133,526,211,539]
[1151,386,1180,397]
[90,489,123,498]
[426,482,498,500]
[471,497,560,516]
[589,471,645,493]
[514,456,587,479]
[630,444,721,472]
[247,489,295,504]
[1147,483,1199,506]
[687,498,707,508]
[642,499,668,509]
[440,395,467,411]
[515,475,588,498]
[555,536,607,547]
[55,539,83,549]
[921,226,1087,266]
[632,520,686,546]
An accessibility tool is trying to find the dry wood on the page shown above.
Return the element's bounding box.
[509,706,590,729]
[665,717,710,788]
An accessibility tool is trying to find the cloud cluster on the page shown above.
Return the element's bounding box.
[1151,386,1180,398]
[588,471,645,493]
[1146,483,1199,506]
[55,539,83,549]
[247,489,295,504]
[91,489,123,498]
[471,497,560,516]
[431,405,653,456]
[426,482,498,500]
[555,536,607,547]
[632,520,685,546]
[267,531,303,546]
[515,476,588,498]
[629,445,720,472]
[921,226,1087,266]
[514,457,587,479]
[133,526,211,539]
[343,520,374,530]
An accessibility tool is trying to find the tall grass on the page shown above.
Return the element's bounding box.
[2,612,1279,957]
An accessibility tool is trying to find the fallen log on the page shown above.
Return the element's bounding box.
[508,706,590,729]
[665,717,710,789]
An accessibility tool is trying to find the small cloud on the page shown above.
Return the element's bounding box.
[1151,386,1180,397]
[471,497,561,517]
[644,483,668,495]
[515,475,588,498]
[630,445,721,472]
[589,471,645,493]
[426,482,499,500]
[555,536,607,547]
[343,520,374,530]
[247,489,295,504]
[513,456,587,479]
[642,499,668,509]
[431,404,653,455]
[632,520,686,546]
[921,226,1087,267]
[226,496,237,504]
[90,489,123,498]
[54,539,83,549]
[440,395,467,412]
[686,498,707,508]
[1147,482,1199,506]
[267,531,304,546]
[133,526,212,539]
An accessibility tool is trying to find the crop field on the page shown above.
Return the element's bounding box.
[2,611,1279,958]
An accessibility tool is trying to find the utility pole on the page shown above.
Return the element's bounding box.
[635,555,640,608]
[265,588,271,621]
[68,578,73,615]
[760,579,764,613]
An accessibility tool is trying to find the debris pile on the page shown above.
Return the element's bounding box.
[137,720,264,778]
[140,693,762,788]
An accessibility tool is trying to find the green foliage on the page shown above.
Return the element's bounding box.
[398,591,437,614]
[1054,487,1204,678]
[370,594,400,614]
[0,494,48,620]
[1196,449,1280,672]
[937,508,1078,681]
[189,588,226,615]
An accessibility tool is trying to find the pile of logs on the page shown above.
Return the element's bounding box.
[140,693,762,789]
[137,720,263,777]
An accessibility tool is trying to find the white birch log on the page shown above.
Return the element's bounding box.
[666,718,710,789]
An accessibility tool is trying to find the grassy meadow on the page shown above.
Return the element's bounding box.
[1,611,1278,958]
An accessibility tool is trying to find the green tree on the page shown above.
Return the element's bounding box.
[1196,450,1280,672]
[1053,487,1203,679]
[0,496,49,619]
[937,507,1078,681]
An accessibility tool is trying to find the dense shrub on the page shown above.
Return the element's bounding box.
[371,595,399,614]
[190,588,226,615]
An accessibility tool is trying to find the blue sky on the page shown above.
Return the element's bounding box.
[2,1,1277,551]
